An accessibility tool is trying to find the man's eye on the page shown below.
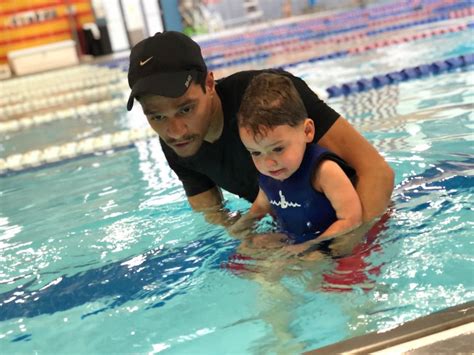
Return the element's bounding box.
[150,115,165,121]
[180,105,194,115]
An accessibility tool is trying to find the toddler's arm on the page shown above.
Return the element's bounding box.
[313,160,362,238]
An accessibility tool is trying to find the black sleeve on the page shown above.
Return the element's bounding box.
[321,152,357,184]
[272,69,341,142]
[161,142,216,197]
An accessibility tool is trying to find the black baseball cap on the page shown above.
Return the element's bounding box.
[127,31,207,111]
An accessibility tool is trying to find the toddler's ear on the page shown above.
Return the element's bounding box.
[304,118,315,142]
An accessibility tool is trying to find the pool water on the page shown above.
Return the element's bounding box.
[1,23,473,355]
[293,25,474,100]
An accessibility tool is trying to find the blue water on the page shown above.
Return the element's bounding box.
[1,24,473,355]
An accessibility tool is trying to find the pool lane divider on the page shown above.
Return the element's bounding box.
[1,53,473,176]
[201,2,474,58]
[207,16,474,70]
[203,6,474,70]
[325,53,474,98]
[0,96,126,134]
[1,68,124,104]
[0,128,157,176]
[104,16,474,72]
[280,21,472,70]
[347,22,472,55]
[0,82,128,125]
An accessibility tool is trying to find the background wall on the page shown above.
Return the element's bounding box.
[205,0,371,28]
[0,0,95,64]
[179,0,389,35]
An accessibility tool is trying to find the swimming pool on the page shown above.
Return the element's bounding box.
[1,12,473,355]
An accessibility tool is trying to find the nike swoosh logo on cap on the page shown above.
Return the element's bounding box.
[140,56,153,66]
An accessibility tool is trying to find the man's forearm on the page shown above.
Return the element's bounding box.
[317,116,395,222]
[200,207,241,228]
[356,162,394,221]
[187,186,242,229]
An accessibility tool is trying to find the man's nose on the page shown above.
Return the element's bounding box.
[166,117,187,139]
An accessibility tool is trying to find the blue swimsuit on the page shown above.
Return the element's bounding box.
[259,144,355,244]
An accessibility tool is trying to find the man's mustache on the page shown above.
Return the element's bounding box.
[166,135,198,145]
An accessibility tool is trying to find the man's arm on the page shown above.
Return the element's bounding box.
[318,116,394,221]
[188,186,223,210]
[163,147,237,226]
[187,187,240,227]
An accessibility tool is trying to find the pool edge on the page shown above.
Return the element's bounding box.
[306,300,474,354]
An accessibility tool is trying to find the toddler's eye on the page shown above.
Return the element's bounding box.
[273,146,284,153]
[250,151,261,157]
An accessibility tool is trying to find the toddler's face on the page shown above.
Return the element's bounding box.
[239,120,314,181]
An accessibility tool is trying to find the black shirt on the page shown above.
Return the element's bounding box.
[160,69,341,202]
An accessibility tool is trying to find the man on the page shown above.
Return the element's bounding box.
[127,31,394,224]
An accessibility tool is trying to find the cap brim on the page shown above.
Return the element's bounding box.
[127,70,198,111]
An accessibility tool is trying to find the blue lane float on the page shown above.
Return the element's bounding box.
[326,53,474,98]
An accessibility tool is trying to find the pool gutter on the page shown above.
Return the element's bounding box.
[307,300,474,354]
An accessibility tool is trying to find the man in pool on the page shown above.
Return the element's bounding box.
[126,31,394,227]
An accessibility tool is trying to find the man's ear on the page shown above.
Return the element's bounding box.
[205,72,215,94]
[304,118,315,142]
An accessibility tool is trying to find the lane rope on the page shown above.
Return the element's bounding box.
[325,53,474,97]
[1,54,471,176]
[0,128,156,176]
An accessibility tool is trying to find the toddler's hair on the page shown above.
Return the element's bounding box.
[238,72,308,138]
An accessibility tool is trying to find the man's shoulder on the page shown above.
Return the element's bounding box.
[217,68,292,85]
[216,69,295,101]
[216,69,259,87]
[215,70,262,110]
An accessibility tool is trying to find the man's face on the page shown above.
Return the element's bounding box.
[139,75,215,157]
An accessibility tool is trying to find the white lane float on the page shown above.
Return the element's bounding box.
[22,150,42,168]
[1,81,128,120]
[0,98,126,133]
[0,127,157,175]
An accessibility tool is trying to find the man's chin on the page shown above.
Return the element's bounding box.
[175,151,197,158]
[171,141,201,157]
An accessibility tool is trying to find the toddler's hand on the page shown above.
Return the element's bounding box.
[250,233,288,249]
[239,233,288,251]
[276,242,325,261]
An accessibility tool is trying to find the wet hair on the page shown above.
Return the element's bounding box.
[238,73,308,139]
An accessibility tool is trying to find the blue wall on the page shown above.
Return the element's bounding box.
[159,0,183,32]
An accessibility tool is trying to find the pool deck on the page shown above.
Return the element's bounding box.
[308,301,474,354]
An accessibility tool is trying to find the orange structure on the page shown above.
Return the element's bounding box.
[0,0,95,64]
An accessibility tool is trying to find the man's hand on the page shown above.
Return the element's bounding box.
[241,233,288,250]
[227,213,259,238]
[187,187,242,227]
[271,240,326,262]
